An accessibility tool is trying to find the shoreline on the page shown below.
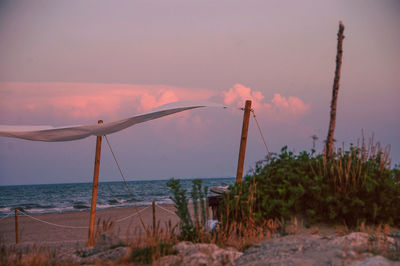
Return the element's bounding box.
[0,204,180,246]
[0,201,175,218]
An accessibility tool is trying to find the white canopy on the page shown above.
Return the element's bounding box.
[0,101,227,142]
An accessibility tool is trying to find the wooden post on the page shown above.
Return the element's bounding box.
[236,100,252,183]
[14,208,19,244]
[152,201,156,237]
[326,21,345,160]
[88,120,103,247]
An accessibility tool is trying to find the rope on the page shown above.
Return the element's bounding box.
[115,206,151,223]
[0,211,15,221]
[155,204,178,216]
[104,135,136,200]
[250,109,272,159]
[12,206,153,228]
[104,135,149,223]
[17,210,89,229]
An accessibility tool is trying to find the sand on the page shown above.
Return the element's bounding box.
[0,204,180,247]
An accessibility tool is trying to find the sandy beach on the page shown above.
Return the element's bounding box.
[0,204,180,247]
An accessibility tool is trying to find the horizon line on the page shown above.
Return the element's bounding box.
[0,176,235,187]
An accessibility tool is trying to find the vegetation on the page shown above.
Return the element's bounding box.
[127,243,176,265]
[223,139,400,227]
[166,178,212,242]
[0,246,75,266]
[3,138,399,265]
[166,178,276,251]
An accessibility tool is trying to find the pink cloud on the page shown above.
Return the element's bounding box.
[222,83,310,121]
[0,82,216,122]
[270,93,309,116]
[138,90,179,111]
[223,83,265,109]
[0,81,309,128]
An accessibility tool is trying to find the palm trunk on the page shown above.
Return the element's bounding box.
[326,21,345,160]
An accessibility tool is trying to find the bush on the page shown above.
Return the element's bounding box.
[166,179,209,242]
[223,143,400,227]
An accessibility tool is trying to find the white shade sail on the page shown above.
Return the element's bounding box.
[0,101,227,142]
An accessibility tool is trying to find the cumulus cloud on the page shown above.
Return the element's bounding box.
[223,84,265,109]
[270,93,309,116]
[222,83,309,120]
[0,82,309,127]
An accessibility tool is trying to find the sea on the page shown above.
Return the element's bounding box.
[0,177,235,218]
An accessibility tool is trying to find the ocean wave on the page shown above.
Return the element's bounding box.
[73,204,89,210]
[0,207,11,212]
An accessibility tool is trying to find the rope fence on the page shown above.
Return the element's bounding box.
[17,210,89,229]
[2,206,159,228]
[1,204,174,230]
[115,205,152,223]
[0,211,15,221]
[2,203,178,245]
[155,203,178,216]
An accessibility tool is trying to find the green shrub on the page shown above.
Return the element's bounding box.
[166,178,209,241]
[223,143,400,227]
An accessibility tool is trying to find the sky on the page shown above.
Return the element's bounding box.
[0,0,399,185]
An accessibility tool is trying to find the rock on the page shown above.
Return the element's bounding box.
[182,252,212,265]
[57,233,127,264]
[211,247,242,265]
[349,255,400,266]
[236,232,400,266]
[87,246,130,263]
[330,232,369,250]
[175,241,219,257]
[156,241,242,266]
[14,227,400,265]
[156,255,182,266]
[62,247,130,264]
[94,232,124,251]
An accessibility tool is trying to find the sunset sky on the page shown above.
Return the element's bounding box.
[0,0,399,185]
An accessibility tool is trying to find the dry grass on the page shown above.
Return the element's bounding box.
[318,134,392,193]
[357,222,400,260]
[118,201,280,264]
[117,218,179,265]
[94,217,115,242]
[0,246,76,266]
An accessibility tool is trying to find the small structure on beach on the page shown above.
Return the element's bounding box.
[0,100,254,246]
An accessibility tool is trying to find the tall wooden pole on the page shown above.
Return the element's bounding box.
[88,120,103,247]
[236,100,252,183]
[326,21,345,160]
[14,208,19,244]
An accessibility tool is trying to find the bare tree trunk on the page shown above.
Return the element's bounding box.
[326,21,345,160]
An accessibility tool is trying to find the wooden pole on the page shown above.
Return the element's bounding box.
[14,208,19,244]
[236,100,252,183]
[326,21,345,160]
[88,120,103,247]
[152,201,156,237]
